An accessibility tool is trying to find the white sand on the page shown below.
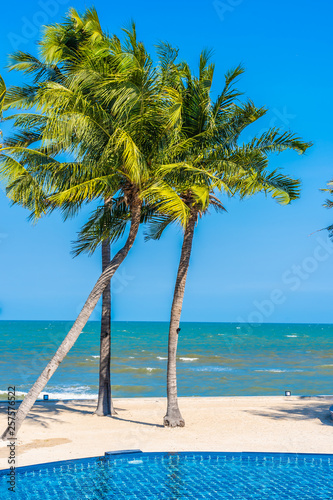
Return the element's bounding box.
[0,396,332,469]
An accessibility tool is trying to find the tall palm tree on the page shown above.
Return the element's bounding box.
[4,8,117,416]
[0,75,5,143]
[0,75,5,105]
[154,52,312,427]
[0,19,190,439]
[1,9,184,418]
[47,7,117,417]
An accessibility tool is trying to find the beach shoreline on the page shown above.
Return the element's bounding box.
[0,396,332,470]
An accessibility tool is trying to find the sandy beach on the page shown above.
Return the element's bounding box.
[0,396,332,470]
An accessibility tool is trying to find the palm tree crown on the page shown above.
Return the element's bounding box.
[153,50,311,427]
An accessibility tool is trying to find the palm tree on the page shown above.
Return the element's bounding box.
[1,8,180,418]
[49,8,116,417]
[5,8,117,416]
[0,75,5,105]
[0,18,190,439]
[155,53,312,427]
[0,75,5,143]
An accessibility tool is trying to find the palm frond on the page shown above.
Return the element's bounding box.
[72,198,130,256]
[144,214,174,241]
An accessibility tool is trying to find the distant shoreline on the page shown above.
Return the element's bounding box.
[1,394,333,403]
[1,319,333,325]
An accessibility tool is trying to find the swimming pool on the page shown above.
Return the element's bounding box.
[1,451,332,499]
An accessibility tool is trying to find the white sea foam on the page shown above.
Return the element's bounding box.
[157,356,167,360]
[254,369,304,373]
[92,355,100,358]
[179,357,199,362]
[194,366,233,372]
[0,390,26,396]
[0,386,98,400]
[130,367,158,372]
[285,335,298,338]
[255,369,286,373]
[129,356,135,359]
[43,392,97,399]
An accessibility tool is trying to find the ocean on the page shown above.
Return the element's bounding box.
[1,321,333,400]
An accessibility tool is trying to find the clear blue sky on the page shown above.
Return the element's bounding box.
[1,0,333,323]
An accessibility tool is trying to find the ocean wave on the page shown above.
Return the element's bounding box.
[0,386,97,400]
[41,392,97,400]
[285,335,298,338]
[157,356,167,360]
[83,355,100,362]
[254,369,304,373]
[0,390,27,396]
[255,369,286,373]
[125,367,163,374]
[179,357,199,362]
[192,366,233,372]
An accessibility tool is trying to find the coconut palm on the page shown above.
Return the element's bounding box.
[0,19,190,439]
[0,8,180,418]
[48,7,116,417]
[3,8,117,416]
[0,76,5,108]
[153,52,312,427]
[0,75,5,142]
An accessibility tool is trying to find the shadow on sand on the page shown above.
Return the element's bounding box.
[0,401,163,429]
[245,397,333,427]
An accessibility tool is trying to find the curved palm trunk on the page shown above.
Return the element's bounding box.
[95,239,116,416]
[1,199,142,440]
[164,209,197,427]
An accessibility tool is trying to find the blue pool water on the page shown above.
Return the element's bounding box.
[1,452,333,499]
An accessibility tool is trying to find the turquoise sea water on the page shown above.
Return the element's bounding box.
[0,321,333,399]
